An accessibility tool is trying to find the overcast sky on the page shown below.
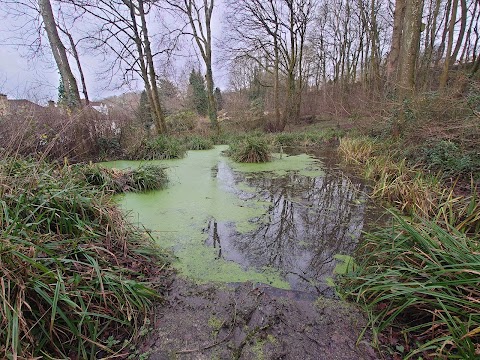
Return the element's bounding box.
[0,1,227,104]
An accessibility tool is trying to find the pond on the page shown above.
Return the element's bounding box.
[104,145,380,295]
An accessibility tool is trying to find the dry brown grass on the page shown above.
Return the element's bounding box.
[0,105,133,162]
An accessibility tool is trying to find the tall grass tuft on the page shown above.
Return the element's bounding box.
[83,164,168,193]
[338,136,377,164]
[272,128,342,148]
[0,159,169,359]
[229,135,271,163]
[132,135,186,160]
[338,136,480,233]
[341,213,480,359]
[183,135,214,150]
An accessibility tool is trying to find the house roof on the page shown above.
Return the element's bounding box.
[7,99,45,112]
[0,95,48,116]
[80,99,107,107]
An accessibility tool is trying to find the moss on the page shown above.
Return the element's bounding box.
[208,316,224,339]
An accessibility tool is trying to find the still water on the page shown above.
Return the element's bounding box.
[104,145,379,295]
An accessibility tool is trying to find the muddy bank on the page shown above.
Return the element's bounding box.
[143,278,378,360]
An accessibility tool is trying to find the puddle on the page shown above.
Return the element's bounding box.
[103,145,379,295]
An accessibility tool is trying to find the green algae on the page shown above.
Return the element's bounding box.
[228,152,324,177]
[325,254,358,288]
[333,254,357,274]
[104,146,290,288]
[103,146,374,294]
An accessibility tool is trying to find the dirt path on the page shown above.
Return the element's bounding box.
[143,278,379,360]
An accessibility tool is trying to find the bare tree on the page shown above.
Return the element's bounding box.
[224,0,315,131]
[62,0,168,134]
[39,0,81,109]
[56,7,90,104]
[439,0,458,89]
[162,0,219,133]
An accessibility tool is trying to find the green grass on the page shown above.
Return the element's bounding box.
[82,164,168,193]
[272,128,342,147]
[228,135,271,163]
[340,214,480,359]
[183,135,214,150]
[338,134,480,358]
[338,136,480,233]
[0,159,169,359]
[132,135,186,160]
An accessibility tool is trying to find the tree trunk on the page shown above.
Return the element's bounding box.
[451,0,467,61]
[65,31,89,105]
[420,0,441,90]
[399,0,424,98]
[393,0,424,137]
[125,0,166,135]
[203,0,219,133]
[138,0,167,134]
[386,0,407,85]
[180,0,219,133]
[281,2,298,131]
[369,0,380,95]
[272,7,281,128]
[435,0,453,67]
[439,0,458,90]
[472,53,480,75]
[39,0,81,110]
[459,0,478,64]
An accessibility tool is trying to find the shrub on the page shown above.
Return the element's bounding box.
[274,132,305,146]
[97,137,122,159]
[0,159,169,359]
[421,140,479,176]
[165,110,197,132]
[211,131,234,145]
[229,135,271,163]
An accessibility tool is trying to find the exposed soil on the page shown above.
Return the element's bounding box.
[143,276,379,360]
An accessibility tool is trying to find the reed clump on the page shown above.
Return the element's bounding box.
[338,135,480,357]
[341,214,480,359]
[338,136,480,233]
[0,159,169,359]
[183,135,214,150]
[338,136,377,165]
[229,135,272,163]
[132,135,186,160]
[83,163,168,193]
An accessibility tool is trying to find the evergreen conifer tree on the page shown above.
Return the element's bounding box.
[214,87,223,111]
[138,90,153,129]
[188,69,208,116]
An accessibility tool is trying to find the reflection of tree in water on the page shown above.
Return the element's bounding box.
[209,165,370,294]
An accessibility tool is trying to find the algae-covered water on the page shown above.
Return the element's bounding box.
[104,146,375,294]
